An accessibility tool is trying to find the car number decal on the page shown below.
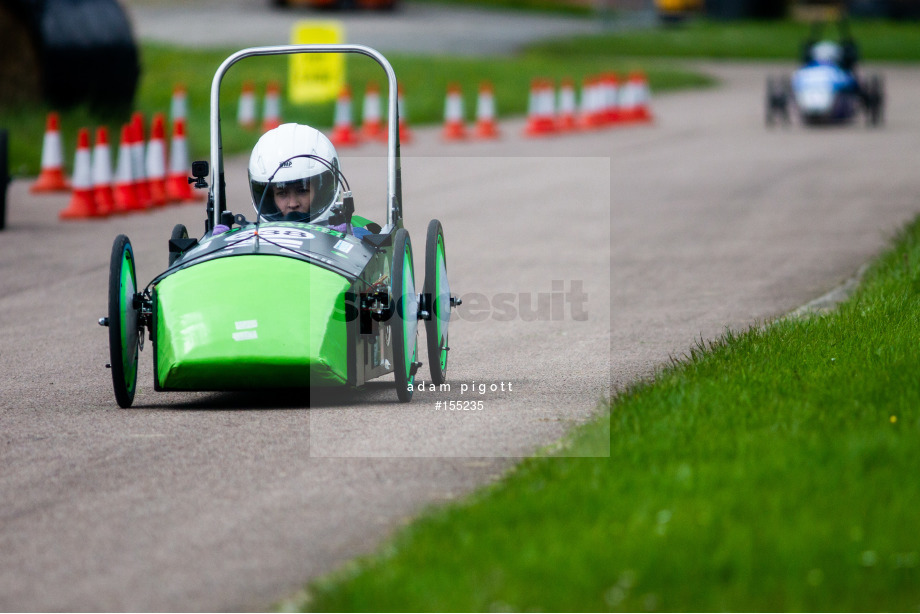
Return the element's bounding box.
[232,319,258,341]
[225,228,314,250]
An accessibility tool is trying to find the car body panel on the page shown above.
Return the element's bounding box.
[155,254,352,390]
[168,222,375,281]
[791,64,859,123]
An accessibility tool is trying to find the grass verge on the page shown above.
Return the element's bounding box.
[534,18,920,61]
[290,215,920,611]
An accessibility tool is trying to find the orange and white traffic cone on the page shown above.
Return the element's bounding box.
[601,73,622,125]
[130,113,152,209]
[262,81,282,132]
[166,118,197,203]
[31,112,70,193]
[91,126,115,217]
[524,78,557,137]
[474,81,500,139]
[112,124,140,213]
[578,76,604,130]
[59,128,97,219]
[146,112,168,207]
[622,71,652,123]
[170,83,187,122]
[361,81,383,141]
[557,78,578,132]
[441,83,467,141]
[237,81,257,129]
[330,85,361,148]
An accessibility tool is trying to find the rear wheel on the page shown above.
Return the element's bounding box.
[108,234,140,408]
[765,75,789,127]
[866,74,884,127]
[423,220,451,385]
[391,228,419,402]
[765,76,777,126]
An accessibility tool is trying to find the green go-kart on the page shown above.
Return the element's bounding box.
[100,45,458,408]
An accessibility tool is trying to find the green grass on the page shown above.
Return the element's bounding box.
[1,42,707,178]
[534,18,920,61]
[408,0,596,16]
[290,216,920,611]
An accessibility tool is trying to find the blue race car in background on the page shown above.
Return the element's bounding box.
[766,21,884,127]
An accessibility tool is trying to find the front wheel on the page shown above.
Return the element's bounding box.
[423,219,451,385]
[391,228,419,402]
[108,234,141,408]
[765,75,778,126]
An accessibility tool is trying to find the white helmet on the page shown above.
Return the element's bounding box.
[812,40,842,66]
[248,123,341,222]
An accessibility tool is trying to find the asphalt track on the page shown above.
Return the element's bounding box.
[2,63,920,611]
[120,0,604,54]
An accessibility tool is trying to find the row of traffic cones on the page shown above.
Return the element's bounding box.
[237,81,282,132]
[326,73,653,146]
[441,82,502,141]
[524,72,653,137]
[31,111,201,220]
[329,82,413,148]
[441,73,653,141]
[325,81,497,146]
[576,72,653,130]
[35,71,651,214]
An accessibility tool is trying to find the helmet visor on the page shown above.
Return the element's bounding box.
[250,166,338,222]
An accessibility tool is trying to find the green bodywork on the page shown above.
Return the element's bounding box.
[154,255,351,390]
[352,214,374,228]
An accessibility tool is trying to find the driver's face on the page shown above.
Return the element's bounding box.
[274,182,311,215]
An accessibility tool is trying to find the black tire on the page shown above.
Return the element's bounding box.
[765,75,789,127]
[781,76,793,123]
[168,223,188,267]
[423,220,450,385]
[765,76,777,126]
[108,234,140,408]
[391,228,418,403]
[867,74,884,127]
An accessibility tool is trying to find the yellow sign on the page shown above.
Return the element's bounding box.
[288,21,345,104]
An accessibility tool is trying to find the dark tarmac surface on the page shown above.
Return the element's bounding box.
[1,45,918,612]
